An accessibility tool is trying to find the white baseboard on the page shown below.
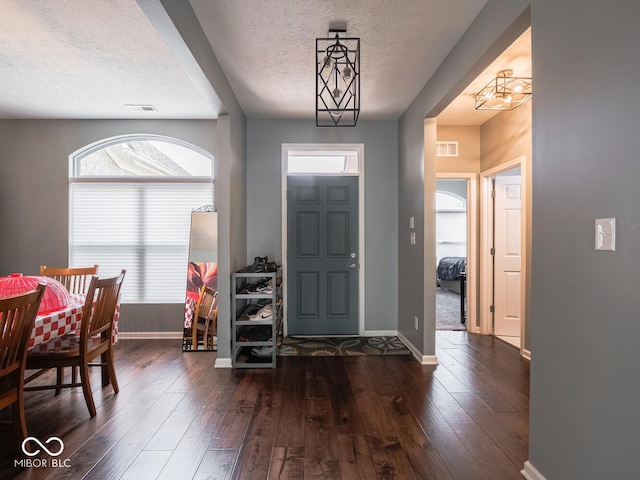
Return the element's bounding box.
[522,348,532,361]
[118,331,183,340]
[420,354,439,365]
[215,358,232,368]
[397,332,439,365]
[521,461,546,480]
[363,330,398,337]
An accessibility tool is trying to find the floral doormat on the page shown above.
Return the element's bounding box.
[277,336,411,357]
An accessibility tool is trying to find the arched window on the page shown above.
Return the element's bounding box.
[69,135,214,303]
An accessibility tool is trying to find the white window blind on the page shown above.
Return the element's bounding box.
[70,182,212,303]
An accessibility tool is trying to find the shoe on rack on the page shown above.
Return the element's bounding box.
[256,279,273,294]
[238,256,268,273]
[265,262,280,272]
[248,303,274,321]
[251,344,274,357]
[239,281,260,294]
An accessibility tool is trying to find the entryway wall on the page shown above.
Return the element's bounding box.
[245,119,399,335]
[436,99,531,355]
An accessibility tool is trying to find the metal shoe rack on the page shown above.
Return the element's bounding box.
[231,268,282,368]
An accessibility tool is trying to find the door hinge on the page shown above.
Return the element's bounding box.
[491,189,496,199]
[490,247,495,256]
[489,305,495,313]
[286,189,289,200]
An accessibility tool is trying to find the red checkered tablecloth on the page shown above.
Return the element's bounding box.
[28,294,120,349]
[184,297,197,328]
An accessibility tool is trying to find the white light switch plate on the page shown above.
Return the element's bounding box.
[595,218,615,251]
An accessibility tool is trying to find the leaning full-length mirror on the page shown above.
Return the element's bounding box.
[183,207,218,351]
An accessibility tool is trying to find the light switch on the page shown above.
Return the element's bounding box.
[595,218,615,251]
[409,216,415,229]
[410,232,416,245]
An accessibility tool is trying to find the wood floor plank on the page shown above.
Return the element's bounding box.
[378,394,454,480]
[120,450,172,480]
[81,392,188,480]
[303,460,341,479]
[193,449,237,480]
[233,379,280,480]
[450,391,529,468]
[449,422,524,480]
[335,434,378,480]
[304,397,338,464]
[207,373,261,450]
[267,446,305,480]
[272,358,306,448]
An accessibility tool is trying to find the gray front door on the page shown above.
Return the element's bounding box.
[287,176,359,335]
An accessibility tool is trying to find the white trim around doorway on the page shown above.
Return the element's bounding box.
[281,143,365,337]
[436,172,478,333]
[480,156,528,358]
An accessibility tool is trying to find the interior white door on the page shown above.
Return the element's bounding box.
[493,174,522,337]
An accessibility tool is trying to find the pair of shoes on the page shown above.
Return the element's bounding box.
[238,256,268,273]
[251,344,274,357]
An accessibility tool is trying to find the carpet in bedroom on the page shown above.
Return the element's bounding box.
[436,287,467,331]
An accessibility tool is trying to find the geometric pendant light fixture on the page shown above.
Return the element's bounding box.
[475,69,532,111]
[316,28,360,127]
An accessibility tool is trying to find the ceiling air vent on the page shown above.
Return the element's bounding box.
[436,141,458,157]
[125,104,157,112]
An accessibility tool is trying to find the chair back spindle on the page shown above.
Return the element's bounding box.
[39,265,99,296]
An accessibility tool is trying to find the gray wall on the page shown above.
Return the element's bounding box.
[480,100,532,351]
[398,0,530,356]
[0,119,217,334]
[528,0,640,477]
[215,114,247,359]
[246,119,398,332]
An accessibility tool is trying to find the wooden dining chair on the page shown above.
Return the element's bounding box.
[39,265,99,295]
[191,285,218,350]
[0,284,46,449]
[25,270,125,418]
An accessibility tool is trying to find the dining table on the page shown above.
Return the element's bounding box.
[29,293,121,350]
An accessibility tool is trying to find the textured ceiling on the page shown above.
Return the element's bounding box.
[190,0,488,120]
[0,0,529,124]
[0,0,216,119]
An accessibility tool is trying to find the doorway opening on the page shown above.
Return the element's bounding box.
[480,158,526,352]
[435,180,467,331]
[435,174,477,333]
[281,144,364,337]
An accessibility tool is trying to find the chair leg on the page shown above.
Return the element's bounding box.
[79,362,96,418]
[105,349,119,394]
[11,390,28,448]
[55,367,64,395]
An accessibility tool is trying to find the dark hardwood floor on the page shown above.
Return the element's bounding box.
[0,331,529,479]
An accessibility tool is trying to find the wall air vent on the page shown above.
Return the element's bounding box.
[436,141,458,157]
[125,104,157,112]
